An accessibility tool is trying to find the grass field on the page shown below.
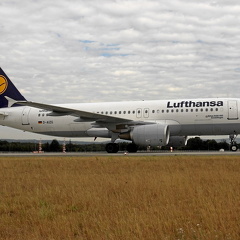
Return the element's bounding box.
[0,155,240,240]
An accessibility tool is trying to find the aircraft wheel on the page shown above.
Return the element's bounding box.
[230,144,238,151]
[105,143,119,153]
[127,143,138,153]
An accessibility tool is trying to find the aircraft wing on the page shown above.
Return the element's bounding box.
[16,100,132,123]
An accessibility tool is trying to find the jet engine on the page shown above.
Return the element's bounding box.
[167,136,188,147]
[130,124,170,147]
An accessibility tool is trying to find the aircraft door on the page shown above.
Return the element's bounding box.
[228,100,238,120]
[22,107,31,125]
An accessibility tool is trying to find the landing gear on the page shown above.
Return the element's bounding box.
[126,143,138,153]
[230,144,238,151]
[105,142,139,153]
[229,133,238,151]
[105,143,119,153]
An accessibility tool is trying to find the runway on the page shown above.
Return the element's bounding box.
[1,150,240,157]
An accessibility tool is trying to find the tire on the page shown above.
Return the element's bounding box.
[127,143,138,153]
[230,144,238,152]
[105,143,119,153]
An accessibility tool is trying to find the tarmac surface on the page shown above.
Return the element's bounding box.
[1,150,240,157]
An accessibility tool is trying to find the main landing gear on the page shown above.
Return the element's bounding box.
[105,143,119,153]
[105,143,138,153]
[229,133,238,151]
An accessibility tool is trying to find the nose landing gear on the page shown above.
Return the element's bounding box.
[229,133,238,151]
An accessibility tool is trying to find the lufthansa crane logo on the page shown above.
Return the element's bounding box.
[0,75,8,95]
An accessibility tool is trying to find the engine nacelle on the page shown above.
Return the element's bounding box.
[167,136,188,147]
[130,124,170,147]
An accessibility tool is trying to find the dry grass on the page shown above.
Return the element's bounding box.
[0,155,240,240]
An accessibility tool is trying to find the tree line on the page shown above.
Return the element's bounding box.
[0,140,108,152]
[0,137,233,152]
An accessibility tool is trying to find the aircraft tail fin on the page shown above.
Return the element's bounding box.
[0,68,26,108]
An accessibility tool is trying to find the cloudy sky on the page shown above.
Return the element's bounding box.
[1,0,240,140]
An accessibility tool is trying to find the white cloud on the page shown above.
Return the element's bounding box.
[0,0,240,138]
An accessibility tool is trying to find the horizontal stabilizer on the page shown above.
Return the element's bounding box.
[0,111,8,116]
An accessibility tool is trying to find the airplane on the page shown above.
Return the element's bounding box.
[0,67,239,153]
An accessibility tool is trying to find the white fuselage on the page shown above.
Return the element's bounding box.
[0,98,240,138]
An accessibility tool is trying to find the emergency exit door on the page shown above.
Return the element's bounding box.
[22,107,31,125]
[228,100,238,120]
